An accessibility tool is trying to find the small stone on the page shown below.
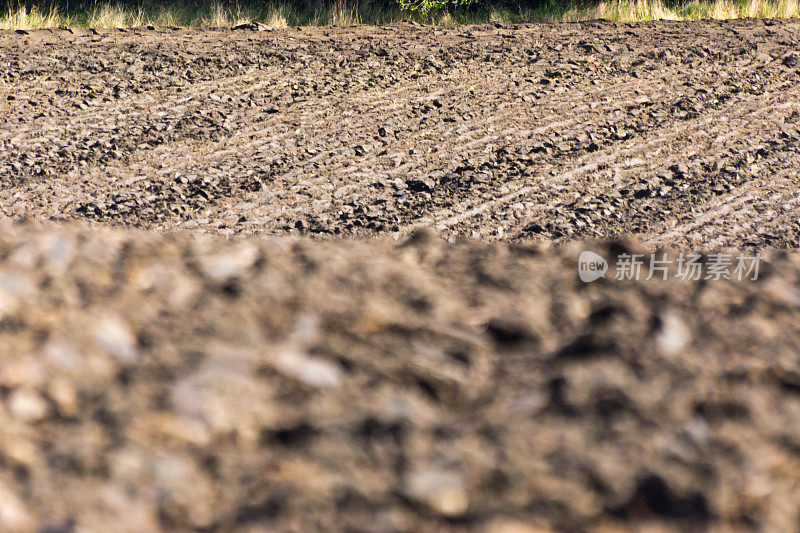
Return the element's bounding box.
[0,273,32,317]
[274,349,343,388]
[0,481,33,531]
[405,468,469,517]
[684,415,711,447]
[93,314,138,363]
[44,340,81,372]
[268,314,343,388]
[46,377,78,417]
[41,234,75,271]
[154,454,217,529]
[170,352,273,442]
[655,309,690,356]
[8,388,49,422]
[427,485,469,517]
[197,243,259,282]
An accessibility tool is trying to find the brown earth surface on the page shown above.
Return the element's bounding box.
[2,19,800,246]
[2,19,800,532]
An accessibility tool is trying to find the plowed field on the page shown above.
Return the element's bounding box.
[2,20,800,532]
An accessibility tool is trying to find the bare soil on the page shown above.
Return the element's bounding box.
[2,19,800,532]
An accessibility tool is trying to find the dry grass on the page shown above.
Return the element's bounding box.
[321,0,362,26]
[1,0,798,30]
[554,0,798,21]
[554,0,680,21]
[0,5,65,29]
[266,7,290,28]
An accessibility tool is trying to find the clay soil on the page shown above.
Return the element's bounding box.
[2,19,800,532]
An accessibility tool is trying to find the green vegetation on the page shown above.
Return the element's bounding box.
[397,0,478,17]
[0,0,797,29]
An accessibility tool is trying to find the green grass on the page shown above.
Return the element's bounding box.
[0,0,797,29]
